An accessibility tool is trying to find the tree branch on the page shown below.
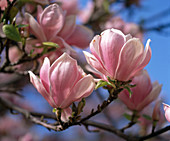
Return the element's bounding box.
[83,120,139,141]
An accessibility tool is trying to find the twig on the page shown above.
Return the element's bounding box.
[139,126,170,141]
[120,111,138,132]
[79,88,123,123]
[83,120,139,141]
[0,96,59,131]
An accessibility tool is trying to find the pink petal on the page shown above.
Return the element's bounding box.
[163,103,170,122]
[58,15,76,40]
[95,29,126,78]
[130,70,152,108]
[37,5,43,23]
[34,0,49,5]
[137,81,162,111]
[66,25,94,49]
[49,53,82,106]
[51,36,76,55]
[28,71,57,108]
[133,39,152,73]
[115,38,144,81]
[119,91,136,110]
[61,107,72,122]
[25,13,46,42]
[61,74,95,108]
[83,51,110,78]
[40,57,50,93]
[40,4,65,41]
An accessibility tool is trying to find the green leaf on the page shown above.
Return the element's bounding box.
[42,42,59,48]
[52,108,57,113]
[77,98,86,115]
[143,114,152,120]
[124,86,133,98]
[16,24,29,28]
[124,113,132,121]
[103,0,109,12]
[3,25,22,42]
[95,80,113,89]
[9,7,18,23]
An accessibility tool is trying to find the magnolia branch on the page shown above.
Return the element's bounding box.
[1,93,170,141]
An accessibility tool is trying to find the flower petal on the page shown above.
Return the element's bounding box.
[61,107,72,122]
[37,5,43,23]
[115,38,144,81]
[40,57,50,93]
[25,13,46,42]
[60,74,95,108]
[137,81,162,111]
[66,25,94,49]
[40,4,65,41]
[58,15,76,40]
[95,28,126,77]
[49,53,82,106]
[163,103,170,122]
[83,51,110,78]
[28,71,57,107]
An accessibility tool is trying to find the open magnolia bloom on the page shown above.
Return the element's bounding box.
[83,28,151,82]
[25,4,93,54]
[29,53,95,121]
[163,103,170,122]
[119,70,162,111]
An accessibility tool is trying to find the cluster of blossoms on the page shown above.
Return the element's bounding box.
[29,27,163,121]
[0,0,170,138]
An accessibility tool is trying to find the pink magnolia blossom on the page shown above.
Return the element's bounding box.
[0,0,13,10]
[29,53,95,121]
[0,0,7,10]
[152,100,161,121]
[119,70,162,111]
[163,103,170,122]
[105,17,143,41]
[54,0,79,15]
[25,4,93,54]
[78,1,94,24]
[83,28,151,81]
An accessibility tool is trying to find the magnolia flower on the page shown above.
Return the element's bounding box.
[0,0,7,10]
[105,17,143,41]
[152,101,161,121]
[78,1,94,24]
[25,4,93,53]
[163,103,170,122]
[119,70,162,111]
[29,53,95,121]
[54,0,79,15]
[83,28,151,81]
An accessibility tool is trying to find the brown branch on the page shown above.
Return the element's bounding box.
[1,94,170,140]
[83,120,139,141]
[139,126,170,141]
[144,23,170,32]
[79,88,123,123]
[0,96,59,131]
[120,111,138,132]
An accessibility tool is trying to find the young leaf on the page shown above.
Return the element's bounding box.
[3,25,22,42]
[95,80,112,89]
[124,86,133,98]
[124,113,132,121]
[9,7,19,23]
[143,114,152,120]
[16,24,29,28]
[42,42,59,48]
[77,98,86,115]
[52,108,57,113]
